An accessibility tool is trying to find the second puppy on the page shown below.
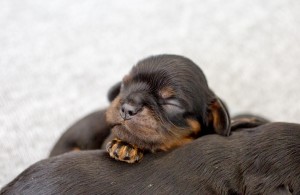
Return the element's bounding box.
[105,54,231,163]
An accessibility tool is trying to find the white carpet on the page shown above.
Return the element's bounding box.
[1,0,300,187]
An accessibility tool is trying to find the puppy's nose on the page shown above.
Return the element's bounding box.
[120,103,141,120]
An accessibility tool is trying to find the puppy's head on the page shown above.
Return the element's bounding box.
[106,54,230,151]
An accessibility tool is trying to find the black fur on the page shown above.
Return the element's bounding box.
[50,109,110,157]
[231,113,270,131]
[2,122,299,194]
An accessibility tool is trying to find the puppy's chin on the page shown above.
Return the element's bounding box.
[111,125,164,149]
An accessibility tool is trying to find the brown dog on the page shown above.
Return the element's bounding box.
[2,121,299,194]
[51,54,231,163]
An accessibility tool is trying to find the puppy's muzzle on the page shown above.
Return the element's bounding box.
[120,103,142,120]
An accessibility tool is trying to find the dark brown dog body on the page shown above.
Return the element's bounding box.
[2,122,299,194]
[50,109,111,157]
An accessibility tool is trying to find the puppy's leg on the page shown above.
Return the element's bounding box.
[106,139,143,163]
[231,114,270,132]
[50,109,111,157]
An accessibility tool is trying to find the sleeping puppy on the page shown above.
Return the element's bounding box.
[2,122,299,194]
[50,54,231,163]
[105,54,231,163]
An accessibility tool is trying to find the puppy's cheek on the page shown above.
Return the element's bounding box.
[157,119,200,151]
[131,116,158,131]
[186,119,201,136]
[106,96,122,123]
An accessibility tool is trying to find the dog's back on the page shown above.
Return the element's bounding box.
[233,122,300,194]
[1,122,299,195]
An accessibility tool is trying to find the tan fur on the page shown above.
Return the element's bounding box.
[159,86,175,99]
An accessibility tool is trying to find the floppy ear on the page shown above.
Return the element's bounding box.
[107,82,122,102]
[207,98,231,136]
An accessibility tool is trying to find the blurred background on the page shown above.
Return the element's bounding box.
[1,0,300,187]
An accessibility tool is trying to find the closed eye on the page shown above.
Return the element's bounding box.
[164,99,182,108]
[161,98,185,113]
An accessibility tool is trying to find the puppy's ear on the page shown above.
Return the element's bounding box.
[107,82,121,102]
[207,98,231,136]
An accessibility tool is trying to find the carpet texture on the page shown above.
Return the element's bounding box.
[1,0,300,187]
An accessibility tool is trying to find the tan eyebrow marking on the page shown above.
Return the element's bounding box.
[159,86,175,99]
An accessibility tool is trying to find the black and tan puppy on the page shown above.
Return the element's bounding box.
[105,54,231,163]
[2,121,299,195]
[50,54,231,162]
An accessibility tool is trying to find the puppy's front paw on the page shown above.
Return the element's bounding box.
[106,139,143,163]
